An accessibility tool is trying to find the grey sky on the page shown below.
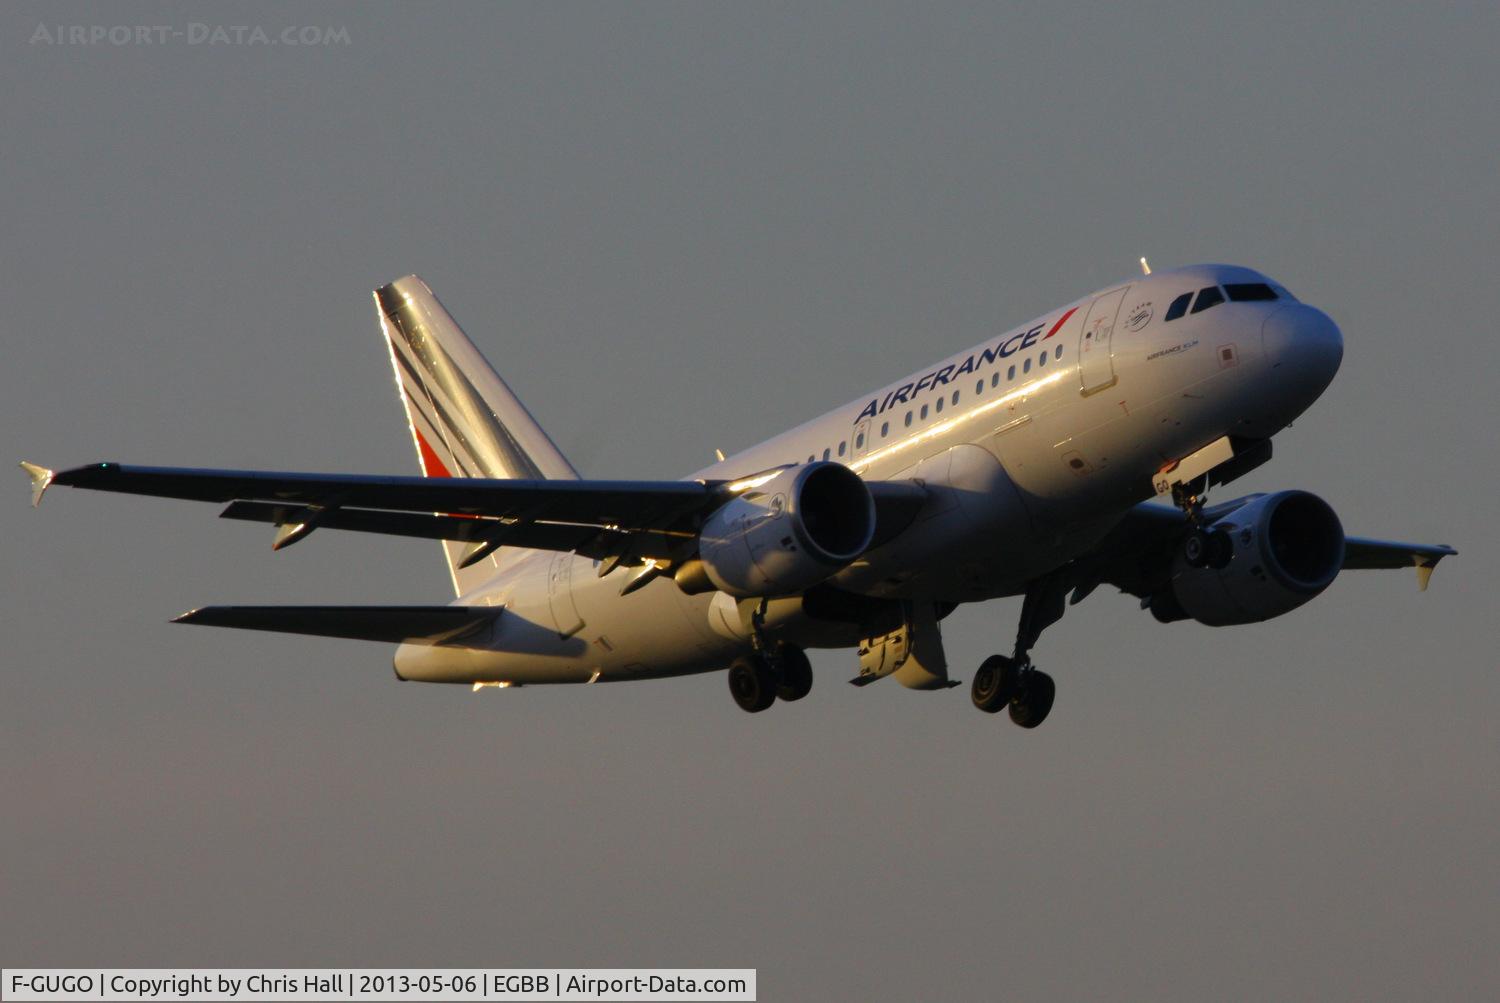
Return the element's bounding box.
[3,2,1496,998]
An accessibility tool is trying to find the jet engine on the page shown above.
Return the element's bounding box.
[1149,490,1345,626]
[690,462,876,598]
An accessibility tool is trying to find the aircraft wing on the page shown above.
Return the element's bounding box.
[40,462,714,524]
[1340,536,1459,571]
[1083,499,1457,600]
[23,461,926,565]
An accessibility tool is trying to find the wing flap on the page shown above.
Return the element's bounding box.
[173,605,498,645]
[218,501,686,558]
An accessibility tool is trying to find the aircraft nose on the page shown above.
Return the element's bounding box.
[1261,303,1343,404]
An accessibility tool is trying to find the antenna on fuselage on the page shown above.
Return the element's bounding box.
[1139,257,1152,275]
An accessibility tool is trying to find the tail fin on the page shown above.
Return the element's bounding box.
[374,275,579,596]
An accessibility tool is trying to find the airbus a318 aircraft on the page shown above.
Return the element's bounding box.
[22,262,1455,728]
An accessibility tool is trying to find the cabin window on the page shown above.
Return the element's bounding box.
[880,421,889,437]
[837,440,846,457]
[855,432,864,449]
[807,455,814,463]
[952,390,960,405]
[905,411,913,427]
[991,373,1000,387]
[1007,365,1016,381]
[920,404,929,420]
[822,448,830,461]
[935,397,944,413]
[1191,286,1225,314]
[1023,358,1032,374]
[1038,351,1047,368]
[1164,291,1192,322]
[1225,282,1278,302]
[976,379,984,395]
[1055,345,1063,360]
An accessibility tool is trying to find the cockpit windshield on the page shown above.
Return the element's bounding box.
[1225,282,1278,302]
[1190,286,1225,314]
[1164,281,1282,321]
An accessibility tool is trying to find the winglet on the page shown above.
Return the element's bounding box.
[1414,548,1457,591]
[1416,556,1440,592]
[19,462,55,508]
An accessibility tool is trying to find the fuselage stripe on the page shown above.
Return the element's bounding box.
[1043,306,1078,340]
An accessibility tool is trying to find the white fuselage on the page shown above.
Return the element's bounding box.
[393,263,1343,684]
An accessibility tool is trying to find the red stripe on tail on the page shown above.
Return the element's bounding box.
[414,430,453,479]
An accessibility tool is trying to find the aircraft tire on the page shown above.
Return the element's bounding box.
[971,654,1019,713]
[775,645,814,702]
[728,655,777,713]
[1008,670,1056,729]
[1183,529,1210,568]
[1206,528,1235,569]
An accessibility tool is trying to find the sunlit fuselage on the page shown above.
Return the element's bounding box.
[393,264,1343,684]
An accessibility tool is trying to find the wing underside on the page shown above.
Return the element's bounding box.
[28,461,926,568]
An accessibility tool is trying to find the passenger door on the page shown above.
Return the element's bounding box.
[1078,286,1129,395]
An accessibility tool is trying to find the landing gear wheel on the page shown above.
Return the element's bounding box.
[971,654,1019,714]
[1008,670,1055,729]
[728,655,777,713]
[1183,529,1210,568]
[1205,528,1234,569]
[1184,527,1232,569]
[775,645,813,702]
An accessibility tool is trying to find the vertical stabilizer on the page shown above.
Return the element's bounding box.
[375,275,579,596]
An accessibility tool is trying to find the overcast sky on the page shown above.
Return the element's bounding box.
[3,2,1496,999]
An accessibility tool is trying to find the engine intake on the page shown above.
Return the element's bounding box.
[694,462,875,598]
[1153,490,1345,626]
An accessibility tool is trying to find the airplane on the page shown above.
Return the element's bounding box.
[21,262,1456,728]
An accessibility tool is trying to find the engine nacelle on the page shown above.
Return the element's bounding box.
[1153,490,1345,626]
[696,462,875,598]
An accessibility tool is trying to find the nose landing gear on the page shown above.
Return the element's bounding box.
[1173,474,1234,569]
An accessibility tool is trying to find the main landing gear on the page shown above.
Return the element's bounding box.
[970,571,1065,728]
[728,643,813,713]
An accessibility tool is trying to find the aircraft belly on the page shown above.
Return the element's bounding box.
[397,551,735,684]
[566,559,740,680]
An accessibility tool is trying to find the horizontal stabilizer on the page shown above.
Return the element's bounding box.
[173,605,498,645]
